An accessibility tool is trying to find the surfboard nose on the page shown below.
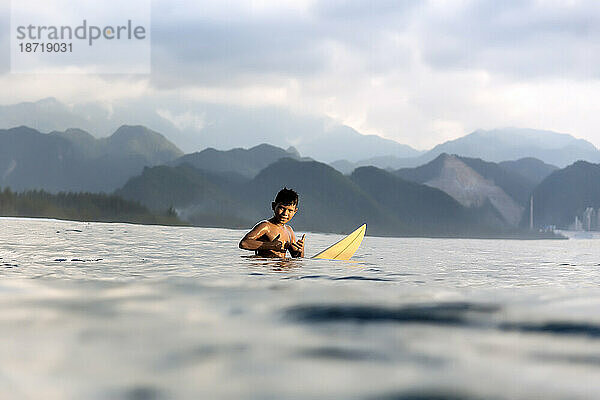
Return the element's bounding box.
[312,224,367,261]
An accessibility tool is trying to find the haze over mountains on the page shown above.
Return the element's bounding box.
[0,98,420,162]
[422,128,600,168]
[332,128,600,173]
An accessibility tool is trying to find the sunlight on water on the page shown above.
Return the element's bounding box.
[2,217,600,399]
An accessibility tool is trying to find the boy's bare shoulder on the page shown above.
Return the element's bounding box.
[253,220,272,229]
[248,220,275,234]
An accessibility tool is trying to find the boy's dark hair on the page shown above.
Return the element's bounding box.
[274,187,298,205]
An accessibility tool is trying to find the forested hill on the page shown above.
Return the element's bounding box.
[0,188,183,226]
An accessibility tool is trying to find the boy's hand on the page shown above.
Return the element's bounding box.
[289,234,305,253]
[265,234,285,252]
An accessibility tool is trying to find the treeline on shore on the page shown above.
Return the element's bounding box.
[0,187,184,226]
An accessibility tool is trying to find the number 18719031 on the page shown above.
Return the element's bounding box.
[19,43,73,53]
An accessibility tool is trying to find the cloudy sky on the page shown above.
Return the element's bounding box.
[1,0,599,149]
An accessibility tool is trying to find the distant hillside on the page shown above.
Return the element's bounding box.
[395,154,530,226]
[50,128,100,158]
[458,156,535,206]
[416,128,600,168]
[498,158,558,185]
[524,161,600,228]
[116,165,229,211]
[333,129,597,171]
[245,158,398,235]
[0,126,80,192]
[50,125,183,165]
[354,155,412,171]
[330,156,407,174]
[103,125,183,164]
[350,167,501,235]
[330,159,357,175]
[294,125,422,162]
[116,164,254,227]
[0,125,182,193]
[170,143,302,178]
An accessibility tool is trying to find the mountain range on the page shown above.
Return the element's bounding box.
[0,125,182,193]
[1,117,597,234]
[331,128,599,172]
[117,157,511,237]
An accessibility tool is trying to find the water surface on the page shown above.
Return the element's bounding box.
[2,217,600,399]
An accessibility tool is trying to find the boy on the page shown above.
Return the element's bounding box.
[239,188,305,258]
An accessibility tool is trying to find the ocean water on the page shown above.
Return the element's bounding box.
[2,217,600,400]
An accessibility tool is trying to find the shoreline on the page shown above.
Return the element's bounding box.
[0,215,192,228]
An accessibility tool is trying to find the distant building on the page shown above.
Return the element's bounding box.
[541,225,556,233]
[569,207,600,231]
[583,207,595,231]
[529,195,534,231]
[570,216,583,231]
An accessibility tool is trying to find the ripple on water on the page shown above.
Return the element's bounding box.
[369,390,488,400]
[499,321,600,338]
[530,352,600,366]
[118,385,164,400]
[285,302,500,326]
[158,344,248,370]
[331,276,392,282]
[298,346,389,361]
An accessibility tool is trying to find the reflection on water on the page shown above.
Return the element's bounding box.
[2,217,600,399]
[244,255,305,271]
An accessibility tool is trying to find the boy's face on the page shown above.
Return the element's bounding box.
[272,201,298,224]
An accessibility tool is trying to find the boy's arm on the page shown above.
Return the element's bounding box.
[287,229,305,258]
[239,222,285,252]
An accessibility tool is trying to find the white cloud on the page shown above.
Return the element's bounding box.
[156,108,206,131]
[0,74,151,105]
[1,0,600,150]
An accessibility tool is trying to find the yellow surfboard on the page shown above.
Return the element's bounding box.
[312,224,366,261]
